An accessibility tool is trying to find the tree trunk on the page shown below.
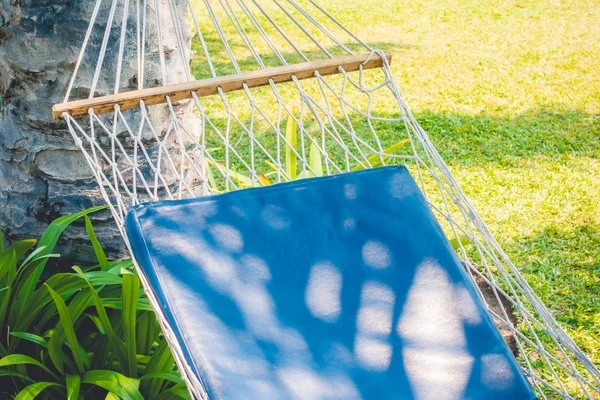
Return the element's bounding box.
[0,0,197,264]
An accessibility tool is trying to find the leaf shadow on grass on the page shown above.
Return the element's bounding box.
[190,31,411,79]
[187,36,599,167]
[186,29,600,166]
[189,102,600,168]
[414,108,600,167]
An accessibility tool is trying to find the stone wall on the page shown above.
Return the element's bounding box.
[0,0,197,264]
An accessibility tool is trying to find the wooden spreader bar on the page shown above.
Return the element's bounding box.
[53,52,391,121]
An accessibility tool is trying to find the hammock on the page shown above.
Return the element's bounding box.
[53,0,599,398]
[126,166,536,399]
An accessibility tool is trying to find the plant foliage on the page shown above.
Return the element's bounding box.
[0,208,188,399]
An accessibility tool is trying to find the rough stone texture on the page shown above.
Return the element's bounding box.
[0,0,198,265]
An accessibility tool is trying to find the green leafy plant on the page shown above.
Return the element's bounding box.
[0,208,188,399]
[206,114,411,191]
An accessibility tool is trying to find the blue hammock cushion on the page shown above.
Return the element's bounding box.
[126,166,535,399]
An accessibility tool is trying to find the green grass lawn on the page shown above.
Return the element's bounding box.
[378,0,600,365]
[188,0,600,374]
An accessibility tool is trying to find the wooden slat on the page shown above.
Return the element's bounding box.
[53,52,392,121]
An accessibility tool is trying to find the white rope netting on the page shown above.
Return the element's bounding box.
[61,0,599,398]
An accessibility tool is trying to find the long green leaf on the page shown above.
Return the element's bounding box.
[9,332,47,348]
[72,267,127,372]
[18,246,50,272]
[7,249,17,284]
[82,370,143,400]
[285,114,298,180]
[101,298,154,312]
[85,313,106,334]
[9,248,58,299]
[122,273,140,377]
[0,279,12,336]
[14,381,62,400]
[154,384,191,400]
[14,274,87,335]
[309,142,324,177]
[140,371,185,386]
[85,215,109,270]
[206,159,253,188]
[103,258,134,274]
[38,205,108,254]
[90,335,111,371]
[7,248,60,331]
[204,159,221,193]
[45,285,85,374]
[136,311,157,356]
[66,374,81,400]
[7,249,59,326]
[0,239,36,279]
[136,312,150,357]
[141,338,175,397]
[16,206,108,320]
[84,271,123,286]
[0,368,35,383]
[46,287,93,372]
[0,354,57,379]
[0,250,17,335]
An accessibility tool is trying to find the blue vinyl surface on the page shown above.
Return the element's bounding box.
[126,166,535,400]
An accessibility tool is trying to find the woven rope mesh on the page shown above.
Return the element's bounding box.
[61,0,600,398]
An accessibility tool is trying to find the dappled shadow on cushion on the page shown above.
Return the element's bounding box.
[126,167,534,399]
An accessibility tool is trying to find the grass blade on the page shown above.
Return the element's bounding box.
[7,250,17,284]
